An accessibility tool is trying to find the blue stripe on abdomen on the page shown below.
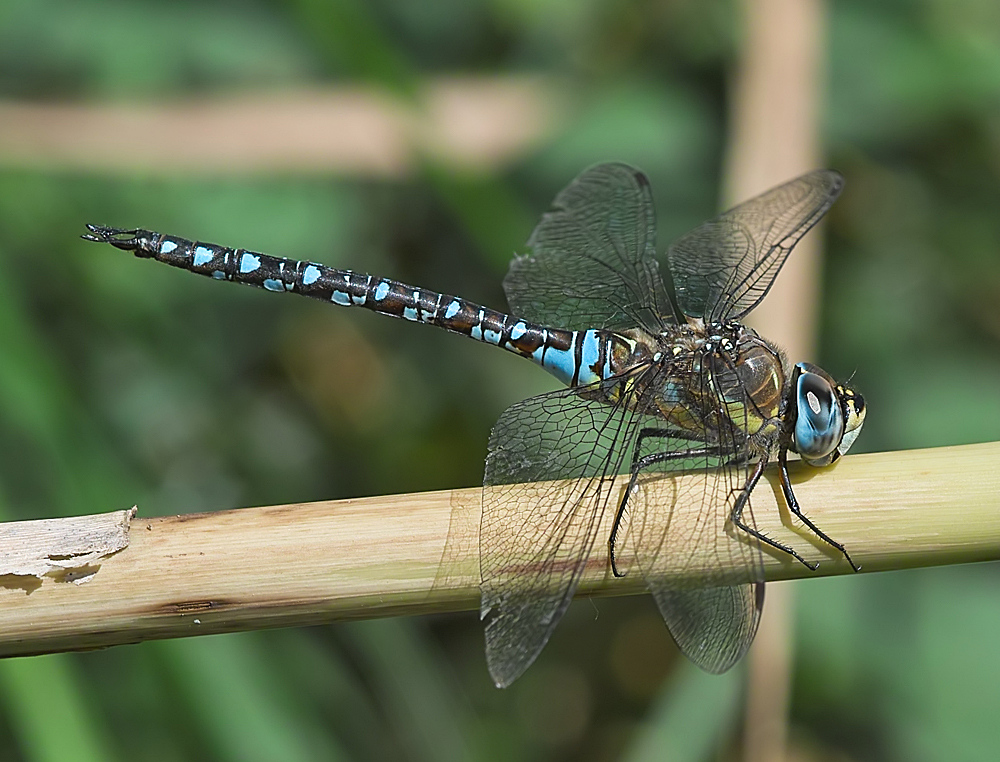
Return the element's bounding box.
[541,332,578,385]
[538,330,607,387]
[577,330,602,385]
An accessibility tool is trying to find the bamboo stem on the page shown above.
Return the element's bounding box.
[0,77,559,177]
[724,0,827,754]
[0,442,997,658]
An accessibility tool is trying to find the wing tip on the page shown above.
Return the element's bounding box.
[814,168,845,203]
[632,169,651,189]
[484,618,541,689]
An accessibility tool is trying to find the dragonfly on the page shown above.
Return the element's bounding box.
[83,163,866,688]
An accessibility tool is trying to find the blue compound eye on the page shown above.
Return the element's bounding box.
[794,369,844,462]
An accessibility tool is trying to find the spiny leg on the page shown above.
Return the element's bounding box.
[731,458,818,571]
[610,426,716,578]
[778,447,861,571]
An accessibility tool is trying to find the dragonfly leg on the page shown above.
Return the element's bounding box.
[609,426,715,578]
[732,458,819,571]
[778,448,861,571]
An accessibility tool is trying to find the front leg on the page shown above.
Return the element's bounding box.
[778,447,860,571]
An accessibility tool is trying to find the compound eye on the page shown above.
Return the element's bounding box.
[794,371,844,462]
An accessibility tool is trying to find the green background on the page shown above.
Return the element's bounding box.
[1,0,999,759]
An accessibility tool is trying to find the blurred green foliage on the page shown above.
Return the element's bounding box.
[0,0,999,760]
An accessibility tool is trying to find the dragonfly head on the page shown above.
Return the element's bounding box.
[791,362,866,467]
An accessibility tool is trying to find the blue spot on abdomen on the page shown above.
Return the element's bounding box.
[239,253,261,274]
[193,246,215,267]
[303,265,321,285]
[402,292,421,322]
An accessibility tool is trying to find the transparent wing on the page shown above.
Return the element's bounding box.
[648,584,764,674]
[504,163,673,333]
[611,358,767,672]
[615,458,766,672]
[480,377,659,688]
[667,170,843,323]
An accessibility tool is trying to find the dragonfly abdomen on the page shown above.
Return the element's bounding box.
[84,226,615,388]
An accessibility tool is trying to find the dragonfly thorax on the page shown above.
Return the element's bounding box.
[605,322,788,449]
[700,326,787,442]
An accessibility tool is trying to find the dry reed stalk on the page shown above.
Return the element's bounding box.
[0,441,996,657]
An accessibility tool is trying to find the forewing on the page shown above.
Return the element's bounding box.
[480,378,656,688]
[611,359,767,672]
[504,163,673,332]
[667,170,843,322]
